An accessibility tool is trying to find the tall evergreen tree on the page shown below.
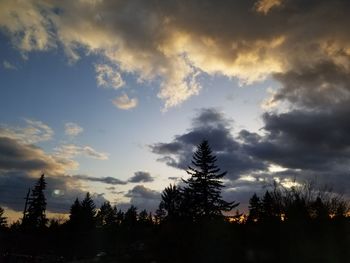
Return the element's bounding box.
[182,140,238,220]
[23,174,47,228]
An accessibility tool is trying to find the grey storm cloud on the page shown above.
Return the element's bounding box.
[121,185,161,212]
[272,61,350,109]
[152,106,350,198]
[242,106,350,171]
[2,0,350,108]
[74,175,127,185]
[128,171,154,183]
[0,137,76,175]
[150,108,267,180]
[75,171,154,185]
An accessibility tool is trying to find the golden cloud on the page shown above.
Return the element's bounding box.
[1,0,350,108]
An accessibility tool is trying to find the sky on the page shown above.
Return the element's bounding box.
[1,0,350,221]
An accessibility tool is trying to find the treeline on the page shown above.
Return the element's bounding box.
[0,140,350,262]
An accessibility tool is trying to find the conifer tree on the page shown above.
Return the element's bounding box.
[116,209,125,225]
[96,201,117,227]
[138,209,150,225]
[248,193,262,223]
[155,203,166,224]
[123,205,138,226]
[161,184,182,221]
[69,198,82,228]
[0,206,7,228]
[182,140,238,220]
[24,174,47,228]
[80,192,96,229]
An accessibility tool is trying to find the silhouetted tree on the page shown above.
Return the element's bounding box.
[123,205,138,227]
[116,209,124,225]
[68,198,82,228]
[155,203,166,224]
[160,184,182,221]
[182,140,238,221]
[261,191,274,220]
[80,192,96,229]
[0,206,7,228]
[23,174,47,228]
[138,209,152,226]
[283,187,310,222]
[311,196,329,221]
[247,193,262,223]
[96,201,117,227]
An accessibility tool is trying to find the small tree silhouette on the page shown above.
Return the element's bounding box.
[247,193,262,223]
[138,209,152,226]
[123,205,138,227]
[68,198,82,228]
[155,204,166,224]
[0,206,7,228]
[23,174,47,228]
[160,184,182,221]
[96,201,117,227]
[80,192,97,229]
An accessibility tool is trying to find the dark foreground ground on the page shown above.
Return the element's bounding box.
[1,219,349,263]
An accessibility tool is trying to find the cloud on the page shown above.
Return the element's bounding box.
[0,0,55,53]
[242,106,350,171]
[128,171,154,183]
[54,144,109,160]
[95,64,125,89]
[64,122,83,137]
[150,108,267,180]
[0,121,109,214]
[272,61,350,110]
[0,119,54,144]
[2,0,350,108]
[0,137,77,175]
[124,185,160,211]
[112,94,138,110]
[152,106,350,201]
[254,0,282,14]
[0,171,107,213]
[237,105,350,197]
[74,175,127,185]
[3,60,16,70]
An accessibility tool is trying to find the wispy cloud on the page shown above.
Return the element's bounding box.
[54,144,109,160]
[3,60,16,70]
[95,64,125,89]
[254,0,282,14]
[112,94,138,110]
[64,122,83,137]
[0,119,54,144]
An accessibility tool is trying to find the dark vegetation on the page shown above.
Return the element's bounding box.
[0,140,349,262]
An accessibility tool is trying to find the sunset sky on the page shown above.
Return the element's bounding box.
[1,0,350,220]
